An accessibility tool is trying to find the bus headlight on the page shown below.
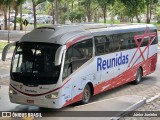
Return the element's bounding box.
[45,92,59,99]
[9,89,17,95]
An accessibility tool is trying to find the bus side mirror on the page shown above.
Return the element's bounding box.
[2,42,17,61]
[55,46,66,66]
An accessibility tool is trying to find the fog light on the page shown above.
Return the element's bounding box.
[9,89,17,95]
[45,92,58,99]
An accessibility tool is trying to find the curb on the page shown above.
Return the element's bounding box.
[68,95,147,119]
[111,97,146,120]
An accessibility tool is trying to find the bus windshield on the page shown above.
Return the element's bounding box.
[11,42,61,86]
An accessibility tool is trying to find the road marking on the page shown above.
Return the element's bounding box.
[146,93,160,103]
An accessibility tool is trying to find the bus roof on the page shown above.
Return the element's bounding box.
[20,24,157,45]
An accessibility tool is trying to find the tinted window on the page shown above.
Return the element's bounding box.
[63,39,93,79]
[151,30,158,45]
[11,42,61,85]
[95,36,113,55]
[112,34,121,52]
[141,37,149,46]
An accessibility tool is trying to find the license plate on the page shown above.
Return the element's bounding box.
[26,99,34,104]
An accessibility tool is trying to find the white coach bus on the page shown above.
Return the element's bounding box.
[2,24,158,108]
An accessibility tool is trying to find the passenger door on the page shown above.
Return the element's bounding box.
[62,39,93,99]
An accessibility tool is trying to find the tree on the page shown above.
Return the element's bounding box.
[20,3,23,30]
[32,0,46,28]
[120,0,145,23]
[112,0,134,23]
[155,2,160,23]
[145,0,158,23]
[12,0,26,30]
[81,0,98,22]
[0,0,12,30]
[54,0,59,24]
[97,0,115,23]
[17,17,23,30]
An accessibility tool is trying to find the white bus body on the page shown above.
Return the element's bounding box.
[2,24,158,108]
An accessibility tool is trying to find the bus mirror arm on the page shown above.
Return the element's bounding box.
[2,42,17,61]
[55,46,66,66]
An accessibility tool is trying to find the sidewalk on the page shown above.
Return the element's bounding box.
[0,50,13,61]
[120,96,160,120]
[0,51,12,82]
[0,60,11,83]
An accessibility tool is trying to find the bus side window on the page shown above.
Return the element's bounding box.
[106,35,114,52]
[130,32,137,48]
[141,37,149,47]
[95,36,113,55]
[62,39,93,79]
[95,36,106,55]
[151,30,158,45]
[112,34,121,52]
[120,33,130,50]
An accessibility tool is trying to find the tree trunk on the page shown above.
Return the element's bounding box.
[86,8,92,22]
[103,9,106,23]
[52,3,54,24]
[33,2,37,28]
[20,4,23,30]
[146,3,150,23]
[131,17,134,23]
[54,0,58,24]
[149,3,152,23]
[87,14,92,22]
[94,10,97,22]
[71,1,74,12]
[136,14,141,23]
[14,8,17,30]
[4,9,7,30]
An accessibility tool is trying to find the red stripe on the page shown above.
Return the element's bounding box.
[66,36,90,48]
[10,79,71,96]
[129,27,157,68]
[131,32,156,68]
[63,54,157,106]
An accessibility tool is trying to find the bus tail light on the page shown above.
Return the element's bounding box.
[45,92,58,99]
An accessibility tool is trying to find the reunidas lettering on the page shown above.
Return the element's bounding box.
[97,52,129,71]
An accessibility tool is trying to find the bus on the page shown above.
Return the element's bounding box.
[2,24,158,109]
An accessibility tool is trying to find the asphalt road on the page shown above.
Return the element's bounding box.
[0,30,25,42]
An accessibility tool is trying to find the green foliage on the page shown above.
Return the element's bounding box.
[22,9,31,14]
[32,0,46,6]
[80,0,99,22]
[68,11,84,23]
[119,0,145,22]
[17,17,24,24]
[120,0,145,15]
[1,0,160,25]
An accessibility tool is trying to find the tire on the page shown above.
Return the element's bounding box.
[132,68,142,84]
[82,84,91,104]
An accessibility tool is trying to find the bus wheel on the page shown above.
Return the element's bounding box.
[82,84,91,104]
[132,68,142,84]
